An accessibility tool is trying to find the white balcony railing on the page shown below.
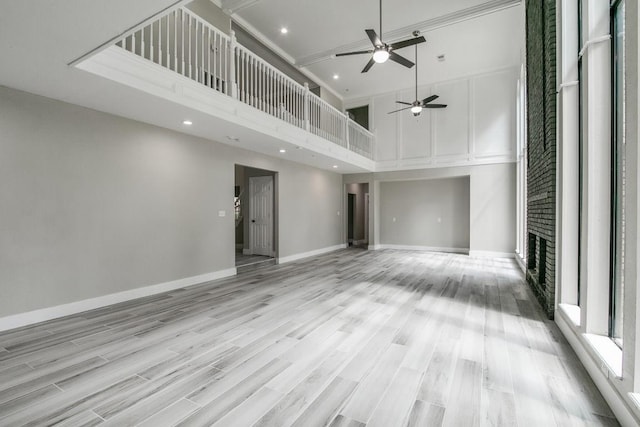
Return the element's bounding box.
[114,6,374,160]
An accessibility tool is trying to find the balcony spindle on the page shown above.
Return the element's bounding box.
[173,11,178,72]
[180,10,185,75]
[303,83,310,131]
[207,26,211,87]
[150,21,155,63]
[188,15,192,78]
[111,6,374,160]
[165,15,169,68]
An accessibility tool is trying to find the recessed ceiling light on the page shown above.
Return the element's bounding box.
[279,149,286,153]
[332,165,338,169]
[182,120,193,125]
[333,74,339,80]
[280,27,288,34]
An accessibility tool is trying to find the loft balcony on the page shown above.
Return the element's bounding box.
[74,6,375,172]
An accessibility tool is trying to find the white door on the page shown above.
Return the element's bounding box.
[249,176,273,256]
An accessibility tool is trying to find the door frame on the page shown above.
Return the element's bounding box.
[364,192,370,244]
[235,164,278,260]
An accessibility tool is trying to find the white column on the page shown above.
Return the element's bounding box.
[580,0,611,335]
[557,0,580,306]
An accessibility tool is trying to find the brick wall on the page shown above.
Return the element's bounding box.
[525,0,556,318]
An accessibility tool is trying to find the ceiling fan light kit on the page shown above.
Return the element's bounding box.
[372,48,390,63]
[335,0,426,73]
[388,44,447,116]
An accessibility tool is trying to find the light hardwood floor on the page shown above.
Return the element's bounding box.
[0,249,619,426]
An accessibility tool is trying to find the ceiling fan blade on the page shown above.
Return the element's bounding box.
[422,94,439,104]
[365,29,383,47]
[395,101,413,105]
[389,36,426,50]
[387,106,413,114]
[361,57,376,73]
[424,104,447,108]
[389,51,414,68]
[336,50,373,57]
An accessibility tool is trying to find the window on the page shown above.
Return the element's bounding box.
[609,0,625,347]
[577,0,584,305]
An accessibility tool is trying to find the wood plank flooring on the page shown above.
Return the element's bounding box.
[0,249,619,426]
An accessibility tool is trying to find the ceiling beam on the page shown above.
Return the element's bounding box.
[296,0,521,67]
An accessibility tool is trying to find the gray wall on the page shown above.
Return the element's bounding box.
[379,177,470,250]
[232,22,318,89]
[345,162,516,254]
[320,87,344,112]
[186,0,231,35]
[0,86,342,317]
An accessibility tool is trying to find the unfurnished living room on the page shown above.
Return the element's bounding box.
[0,0,638,425]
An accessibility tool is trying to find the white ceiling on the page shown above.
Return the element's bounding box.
[0,0,524,173]
[227,0,524,100]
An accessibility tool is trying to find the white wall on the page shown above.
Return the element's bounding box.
[347,67,518,172]
[0,86,343,318]
[379,177,470,251]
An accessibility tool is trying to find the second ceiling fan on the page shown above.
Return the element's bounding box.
[336,0,426,73]
[388,44,447,116]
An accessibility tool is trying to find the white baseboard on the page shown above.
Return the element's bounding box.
[514,252,526,272]
[0,268,237,332]
[278,244,346,264]
[556,310,639,426]
[469,250,515,259]
[377,244,469,254]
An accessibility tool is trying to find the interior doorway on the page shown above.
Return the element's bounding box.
[234,165,277,271]
[347,193,355,245]
[345,183,370,248]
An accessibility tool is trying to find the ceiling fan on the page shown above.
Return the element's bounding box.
[388,44,447,116]
[335,0,426,73]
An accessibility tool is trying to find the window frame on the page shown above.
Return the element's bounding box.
[608,0,625,348]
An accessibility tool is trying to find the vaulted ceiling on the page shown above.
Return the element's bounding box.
[222,0,524,100]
